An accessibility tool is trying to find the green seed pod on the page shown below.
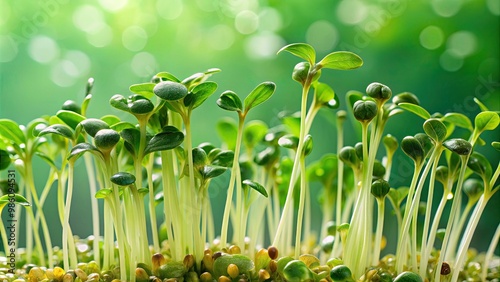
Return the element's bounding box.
[283,260,314,282]
[353,100,378,122]
[443,138,472,156]
[414,133,433,158]
[154,81,188,101]
[372,159,386,179]
[435,166,449,186]
[383,134,398,154]
[192,147,208,169]
[401,136,425,165]
[81,118,110,137]
[303,134,313,156]
[371,179,391,199]
[393,271,422,282]
[330,265,354,282]
[321,235,334,253]
[110,172,136,186]
[292,62,310,85]
[62,100,82,114]
[326,221,336,236]
[463,178,483,202]
[254,146,279,166]
[355,142,363,161]
[392,92,420,105]
[467,152,492,180]
[130,99,154,115]
[94,129,120,152]
[338,146,360,168]
[366,82,392,102]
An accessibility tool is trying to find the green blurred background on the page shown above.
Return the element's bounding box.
[1,0,499,255]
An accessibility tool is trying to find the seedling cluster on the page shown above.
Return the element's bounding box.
[0,43,499,282]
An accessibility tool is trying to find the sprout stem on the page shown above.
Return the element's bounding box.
[83,153,101,264]
[295,155,307,258]
[273,79,311,254]
[434,155,470,282]
[482,223,500,281]
[332,113,345,258]
[146,155,160,252]
[372,197,385,266]
[220,116,245,249]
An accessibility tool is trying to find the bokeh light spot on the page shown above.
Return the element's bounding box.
[51,60,78,87]
[87,24,113,47]
[337,0,368,25]
[440,50,463,72]
[235,10,259,34]
[0,1,10,26]
[207,25,235,51]
[306,20,339,53]
[28,36,60,64]
[259,8,282,32]
[0,35,17,63]
[98,0,128,12]
[245,32,285,59]
[447,31,477,58]
[157,0,183,20]
[122,26,148,52]
[419,25,444,50]
[431,0,462,17]
[486,0,500,15]
[131,52,158,78]
[65,50,91,78]
[73,5,105,33]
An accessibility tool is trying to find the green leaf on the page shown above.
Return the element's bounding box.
[56,110,86,130]
[474,97,489,111]
[401,136,425,165]
[217,91,242,112]
[35,152,59,170]
[398,102,431,119]
[392,92,420,105]
[314,82,335,105]
[443,138,472,156]
[318,51,363,70]
[81,118,110,137]
[474,111,499,133]
[190,81,218,109]
[120,128,141,157]
[68,142,103,161]
[467,152,492,180]
[0,194,31,206]
[110,121,136,131]
[278,134,299,150]
[216,118,238,150]
[130,99,154,115]
[94,129,121,151]
[27,118,49,139]
[278,43,316,65]
[81,93,92,116]
[492,141,500,151]
[210,150,234,167]
[100,115,121,127]
[242,179,268,197]
[144,126,184,155]
[423,118,447,143]
[111,172,136,186]
[129,83,155,99]
[254,146,279,166]
[243,120,268,150]
[200,165,227,179]
[0,119,25,145]
[243,82,276,113]
[388,187,409,207]
[283,260,314,282]
[38,124,74,140]
[109,94,130,112]
[154,81,188,101]
[0,149,11,170]
[95,188,113,199]
[442,113,473,131]
[393,271,423,282]
[154,72,181,82]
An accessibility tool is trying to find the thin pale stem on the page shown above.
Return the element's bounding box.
[482,223,500,281]
[372,198,385,266]
[294,155,307,258]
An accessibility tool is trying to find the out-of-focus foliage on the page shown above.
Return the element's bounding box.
[0,0,498,251]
